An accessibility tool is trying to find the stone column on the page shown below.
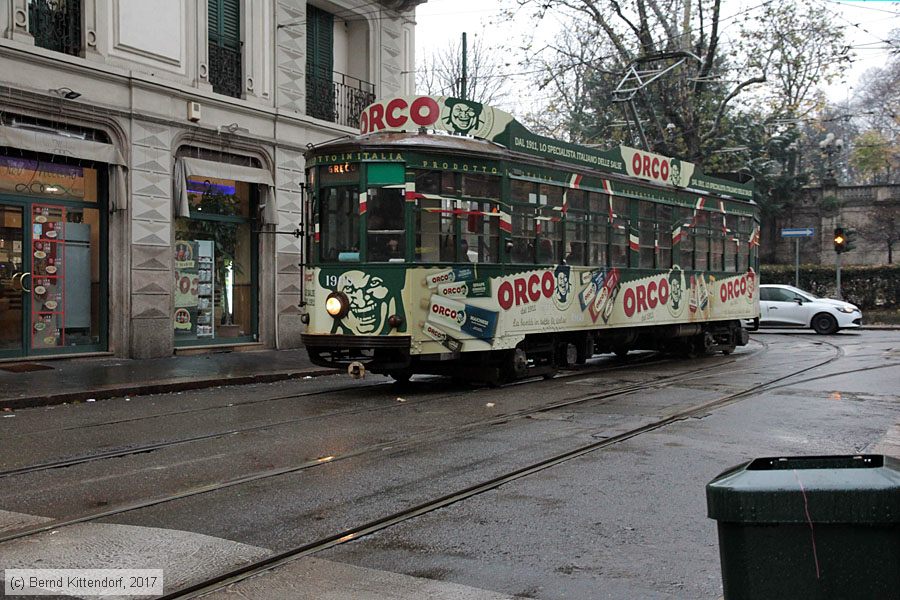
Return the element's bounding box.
[81,0,102,60]
[195,0,213,91]
[7,0,34,44]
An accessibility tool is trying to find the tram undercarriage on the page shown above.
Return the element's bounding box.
[302,320,749,385]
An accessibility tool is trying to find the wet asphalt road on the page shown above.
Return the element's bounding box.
[0,331,897,599]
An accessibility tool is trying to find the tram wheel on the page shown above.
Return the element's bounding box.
[501,348,529,383]
[720,344,736,356]
[614,346,630,359]
[694,332,715,356]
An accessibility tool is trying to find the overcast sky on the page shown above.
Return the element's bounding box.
[413,0,900,107]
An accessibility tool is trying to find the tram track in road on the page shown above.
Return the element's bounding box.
[0,347,751,481]
[0,341,777,546]
[0,350,681,479]
[156,337,844,599]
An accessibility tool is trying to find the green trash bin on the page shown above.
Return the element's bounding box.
[707,454,900,600]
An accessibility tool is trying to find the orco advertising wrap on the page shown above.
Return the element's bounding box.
[307,265,757,354]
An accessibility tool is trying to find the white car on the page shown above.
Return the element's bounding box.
[753,284,862,334]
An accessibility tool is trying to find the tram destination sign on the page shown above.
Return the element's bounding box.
[781,228,815,238]
[358,96,754,201]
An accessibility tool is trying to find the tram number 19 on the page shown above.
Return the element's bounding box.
[324,274,339,288]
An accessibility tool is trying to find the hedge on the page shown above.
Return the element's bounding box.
[760,264,899,309]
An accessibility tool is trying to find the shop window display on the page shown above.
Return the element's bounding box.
[174,177,256,344]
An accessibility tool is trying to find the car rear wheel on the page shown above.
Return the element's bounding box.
[811,313,838,335]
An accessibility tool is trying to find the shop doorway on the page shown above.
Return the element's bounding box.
[0,197,107,359]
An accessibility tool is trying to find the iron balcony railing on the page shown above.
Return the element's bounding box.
[29,0,81,56]
[306,68,375,129]
[209,41,242,99]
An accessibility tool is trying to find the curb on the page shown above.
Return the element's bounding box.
[0,367,339,411]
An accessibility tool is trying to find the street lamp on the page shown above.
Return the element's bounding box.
[819,133,844,187]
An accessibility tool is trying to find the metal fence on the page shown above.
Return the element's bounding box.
[306,69,375,129]
[209,42,242,99]
[29,0,81,56]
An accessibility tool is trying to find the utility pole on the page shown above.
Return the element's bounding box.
[460,32,467,100]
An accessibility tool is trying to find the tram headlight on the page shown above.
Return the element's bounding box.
[325,292,350,319]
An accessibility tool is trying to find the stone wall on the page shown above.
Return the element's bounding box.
[763,184,900,266]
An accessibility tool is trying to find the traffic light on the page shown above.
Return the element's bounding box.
[833,227,846,253]
[844,227,856,252]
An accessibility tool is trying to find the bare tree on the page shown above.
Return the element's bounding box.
[862,202,900,264]
[416,36,510,106]
[507,0,767,161]
[511,0,848,166]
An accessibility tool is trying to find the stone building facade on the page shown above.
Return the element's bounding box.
[762,184,900,266]
[0,0,420,360]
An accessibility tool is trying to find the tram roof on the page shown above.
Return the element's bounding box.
[315,130,507,158]
[310,96,755,202]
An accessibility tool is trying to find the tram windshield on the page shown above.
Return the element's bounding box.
[318,186,359,263]
[367,187,405,262]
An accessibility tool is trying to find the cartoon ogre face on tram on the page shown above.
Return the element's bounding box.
[329,270,405,335]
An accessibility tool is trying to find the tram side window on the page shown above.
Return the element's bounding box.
[693,211,710,271]
[565,212,588,265]
[638,201,656,269]
[462,173,500,199]
[710,233,724,272]
[537,185,564,263]
[657,204,673,269]
[367,187,405,262]
[536,212,561,264]
[564,190,588,266]
[723,214,738,272]
[511,208,535,264]
[587,192,609,267]
[442,171,461,195]
[462,200,500,263]
[415,197,446,263]
[589,214,608,267]
[510,179,535,204]
[319,186,359,262]
[510,179,536,263]
[737,216,752,272]
[460,174,501,263]
[413,170,453,263]
[610,219,629,267]
[415,170,441,194]
[673,206,692,268]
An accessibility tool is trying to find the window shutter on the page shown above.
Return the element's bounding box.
[306,6,333,80]
[209,0,240,47]
[222,0,240,48]
[208,0,220,40]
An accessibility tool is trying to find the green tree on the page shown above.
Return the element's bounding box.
[850,130,895,184]
[737,3,848,118]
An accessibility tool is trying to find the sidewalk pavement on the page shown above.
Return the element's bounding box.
[0,348,337,410]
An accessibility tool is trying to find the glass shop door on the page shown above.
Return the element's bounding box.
[0,203,27,358]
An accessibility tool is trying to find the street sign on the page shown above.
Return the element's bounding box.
[781,227,814,238]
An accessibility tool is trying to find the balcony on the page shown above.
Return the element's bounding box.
[28,0,81,56]
[209,41,242,99]
[306,69,375,129]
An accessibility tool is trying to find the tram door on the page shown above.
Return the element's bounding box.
[0,203,26,356]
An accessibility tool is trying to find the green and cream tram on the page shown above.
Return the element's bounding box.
[300,96,759,383]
